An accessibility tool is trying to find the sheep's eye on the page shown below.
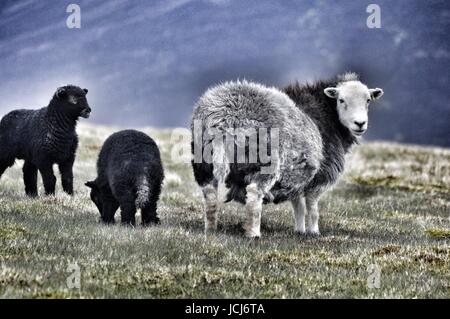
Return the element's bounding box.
[339,99,345,104]
[367,99,371,103]
[68,96,78,104]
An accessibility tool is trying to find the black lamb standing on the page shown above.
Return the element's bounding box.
[85,130,164,226]
[0,85,91,196]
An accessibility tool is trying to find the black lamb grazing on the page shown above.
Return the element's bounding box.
[0,85,91,196]
[85,130,164,226]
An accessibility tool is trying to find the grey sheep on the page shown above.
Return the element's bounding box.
[85,130,164,226]
[191,73,383,237]
[0,85,91,196]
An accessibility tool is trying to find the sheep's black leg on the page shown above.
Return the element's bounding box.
[38,164,56,195]
[141,201,159,226]
[119,201,136,227]
[58,158,74,195]
[23,161,38,197]
[101,199,119,224]
[0,165,9,181]
[0,157,15,181]
[115,189,137,226]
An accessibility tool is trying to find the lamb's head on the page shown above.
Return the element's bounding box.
[85,180,103,217]
[324,75,383,136]
[54,85,91,119]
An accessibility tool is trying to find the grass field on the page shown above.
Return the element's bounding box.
[0,123,449,298]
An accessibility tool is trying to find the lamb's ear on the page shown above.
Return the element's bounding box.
[369,88,384,100]
[85,181,97,189]
[56,87,67,99]
[324,87,339,99]
[83,88,88,94]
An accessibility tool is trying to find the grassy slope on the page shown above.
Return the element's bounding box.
[0,123,449,298]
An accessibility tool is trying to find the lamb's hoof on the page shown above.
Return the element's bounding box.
[245,230,261,239]
[204,224,218,236]
[143,218,160,226]
[246,235,261,241]
[294,230,306,236]
[205,221,218,232]
[100,218,115,225]
[26,192,38,198]
[307,230,321,237]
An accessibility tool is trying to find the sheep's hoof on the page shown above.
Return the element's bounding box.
[244,230,261,239]
[25,192,38,198]
[307,230,321,237]
[205,220,218,231]
[142,218,160,227]
[294,230,306,236]
[100,218,115,225]
[204,226,218,234]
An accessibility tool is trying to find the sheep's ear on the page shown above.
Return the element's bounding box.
[324,87,339,99]
[56,87,67,99]
[83,88,88,94]
[369,88,384,100]
[85,181,97,189]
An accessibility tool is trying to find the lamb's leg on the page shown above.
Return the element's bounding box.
[0,157,15,181]
[38,164,56,195]
[141,200,160,226]
[0,165,8,179]
[305,193,321,235]
[120,203,136,226]
[23,161,38,197]
[99,187,118,224]
[244,183,264,238]
[58,158,74,195]
[202,183,218,233]
[141,183,161,226]
[101,199,119,224]
[117,192,136,226]
[291,196,306,234]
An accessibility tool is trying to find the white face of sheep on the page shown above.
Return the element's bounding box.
[324,81,383,136]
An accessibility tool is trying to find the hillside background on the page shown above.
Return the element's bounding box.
[0,0,449,146]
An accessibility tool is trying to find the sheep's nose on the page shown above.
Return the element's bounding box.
[354,121,366,128]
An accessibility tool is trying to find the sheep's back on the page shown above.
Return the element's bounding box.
[0,108,45,157]
[192,80,293,131]
[97,130,163,192]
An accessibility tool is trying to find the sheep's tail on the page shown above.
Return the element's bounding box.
[135,175,150,209]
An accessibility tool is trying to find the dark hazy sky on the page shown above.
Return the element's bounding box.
[0,0,449,146]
